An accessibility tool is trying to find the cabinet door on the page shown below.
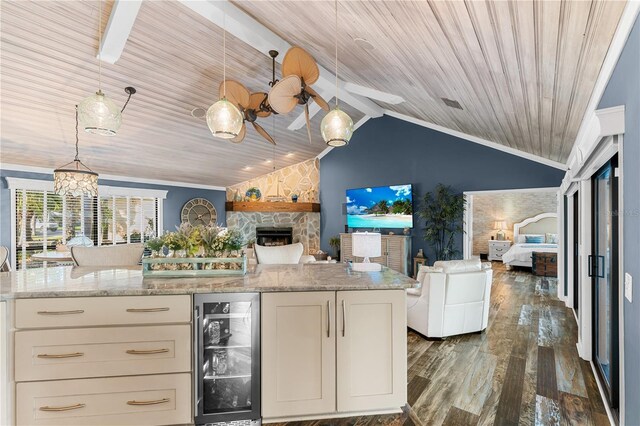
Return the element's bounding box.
[385,237,405,273]
[261,292,336,419]
[336,290,407,413]
[340,234,354,263]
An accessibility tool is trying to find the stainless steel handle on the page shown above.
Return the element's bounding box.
[126,348,169,355]
[126,398,170,406]
[39,403,85,412]
[126,307,170,313]
[37,310,84,315]
[341,300,346,337]
[327,301,331,338]
[37,352,84,359]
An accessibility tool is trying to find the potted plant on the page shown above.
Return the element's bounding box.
[146,237,165,258]
[329,236,341,260]
[418,184,466,261]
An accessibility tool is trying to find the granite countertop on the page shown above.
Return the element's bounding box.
[0,264,420,300]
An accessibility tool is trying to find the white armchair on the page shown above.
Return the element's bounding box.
[253,243,316,265]
[407,259,493,338]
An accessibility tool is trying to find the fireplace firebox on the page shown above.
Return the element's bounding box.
[255,227,293,247]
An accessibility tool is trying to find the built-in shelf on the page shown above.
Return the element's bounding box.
[225,201,320,213]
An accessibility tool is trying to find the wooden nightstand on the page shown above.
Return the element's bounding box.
[488,240,511,261]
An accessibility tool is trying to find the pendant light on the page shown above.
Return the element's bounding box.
[206,4,243,139]
[54,106,99,197]
[78,0,135,136]
[321,0,354,147]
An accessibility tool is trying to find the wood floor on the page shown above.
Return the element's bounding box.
[271,263,609,426]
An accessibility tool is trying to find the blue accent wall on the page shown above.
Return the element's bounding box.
[0,169,226,255]
[319,115,565,262]
[598,13,640,424]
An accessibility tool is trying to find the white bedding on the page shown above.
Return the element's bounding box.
[501,243,558,264]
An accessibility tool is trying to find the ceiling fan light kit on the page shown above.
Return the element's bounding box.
[322,0,354,147]
[54,105,99,198]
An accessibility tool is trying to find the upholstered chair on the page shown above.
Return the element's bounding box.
[70,243,145,267]
[0,246,10,272]
[407,258,493,338]
[253,243,315,264]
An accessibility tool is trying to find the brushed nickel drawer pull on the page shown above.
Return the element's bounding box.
[126,307,170,313]
[39,403,85,412]
[126,348,170,355]
[37,310,84,315]
[126,398,170,406]
[37,352,84,359]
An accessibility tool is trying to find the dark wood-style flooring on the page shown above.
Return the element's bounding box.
[271,263,609,426]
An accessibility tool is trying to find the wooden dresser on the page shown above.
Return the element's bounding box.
[340,234,411,275]
[532,252,558,277]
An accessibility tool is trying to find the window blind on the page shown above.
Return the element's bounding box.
[14,190,160,270]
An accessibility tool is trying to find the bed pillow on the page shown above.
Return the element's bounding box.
[545,233,559,244]
[525,235,545,244]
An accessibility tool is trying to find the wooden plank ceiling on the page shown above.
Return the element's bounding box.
[235,0,626,163]
[0,1,627,186]
[0,1,363,187]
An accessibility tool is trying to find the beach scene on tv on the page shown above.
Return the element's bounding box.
[346,184,414,229]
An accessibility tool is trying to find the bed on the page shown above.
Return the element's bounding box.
[501,212,558,268]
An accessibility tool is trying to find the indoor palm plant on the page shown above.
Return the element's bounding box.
[329,236,341,260]
[418,184,466,261]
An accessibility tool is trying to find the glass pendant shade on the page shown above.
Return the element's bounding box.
[206,98,244,139]
[321,107,354,147]
[54,161,98,197]
[78,90,122,136]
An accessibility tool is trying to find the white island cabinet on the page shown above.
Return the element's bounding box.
[261,289,407,422]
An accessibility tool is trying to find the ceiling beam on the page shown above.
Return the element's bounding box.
[178,0,384,119]
[98,0,143,64]
[343,83,405,105]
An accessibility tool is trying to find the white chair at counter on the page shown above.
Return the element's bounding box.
[0,246,10,271]
[70,243,145,266]
[407,258,493,338]
[253,243,316,264]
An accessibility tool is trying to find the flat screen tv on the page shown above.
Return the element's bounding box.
[346,184,413,229]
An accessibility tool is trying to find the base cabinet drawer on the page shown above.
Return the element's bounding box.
[15,325,190,382]
[15,295,191,329]
[16,373,191,426]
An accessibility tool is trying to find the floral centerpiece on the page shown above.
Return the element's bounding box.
[142,224,247,276]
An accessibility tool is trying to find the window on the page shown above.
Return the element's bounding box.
[7,178,167,270]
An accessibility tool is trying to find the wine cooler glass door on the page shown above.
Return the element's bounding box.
[195,293,260,423]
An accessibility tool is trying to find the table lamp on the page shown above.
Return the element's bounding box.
[493,220,507,241]
[351,232,382,271]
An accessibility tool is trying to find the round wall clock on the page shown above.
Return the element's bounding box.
[181,198,217,227]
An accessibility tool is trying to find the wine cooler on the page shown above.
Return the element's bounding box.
[194,293,261,425]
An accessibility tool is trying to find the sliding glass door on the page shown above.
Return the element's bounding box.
[590,156,619,411]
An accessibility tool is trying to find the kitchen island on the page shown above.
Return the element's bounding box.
[0,264,418,425]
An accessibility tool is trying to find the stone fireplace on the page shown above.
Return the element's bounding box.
[226,212,320,255]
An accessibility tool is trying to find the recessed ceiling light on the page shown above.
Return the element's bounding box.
[265,159,272,164]
[285,152,294,158]
[243,166,252,171]
[353,37,375,51]
[190,107,206,119]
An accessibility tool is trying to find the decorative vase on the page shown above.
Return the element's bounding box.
[291,193,298,203]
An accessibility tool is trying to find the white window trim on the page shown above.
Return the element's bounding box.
[7,178,168,269]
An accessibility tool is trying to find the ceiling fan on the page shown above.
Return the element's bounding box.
[219,80,275,145]
[268,46,330,144]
